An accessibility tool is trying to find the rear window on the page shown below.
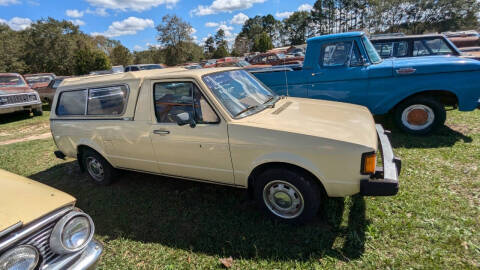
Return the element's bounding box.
[56,90,87,116]
[56,85,128,116]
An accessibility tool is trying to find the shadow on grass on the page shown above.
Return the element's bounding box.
[0,111,33,124]
[0,104,51,125]
[30,161,368,262]
[374,115,472,149]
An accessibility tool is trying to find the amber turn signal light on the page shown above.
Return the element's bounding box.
[361,152,376,175]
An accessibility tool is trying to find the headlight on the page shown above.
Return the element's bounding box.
[0,245,39,270]
[50,211,94,254]
[28,94,37,101]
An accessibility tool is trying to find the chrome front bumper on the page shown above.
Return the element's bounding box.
[360,124,401,196]
[0,101,42,114]
[43,239,103,270]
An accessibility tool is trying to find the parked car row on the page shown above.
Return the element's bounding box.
[0,73,43,116]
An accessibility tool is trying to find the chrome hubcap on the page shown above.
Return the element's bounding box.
[86,157,104,182]
[263,180,304,219]
[401,104,435,131]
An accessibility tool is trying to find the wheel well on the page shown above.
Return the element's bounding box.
[77,145,106,172]
[395,90,458,110]
[247,162,326,199]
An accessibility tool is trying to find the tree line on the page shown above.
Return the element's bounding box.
[232,0,480,55]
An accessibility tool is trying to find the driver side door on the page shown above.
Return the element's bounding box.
[308,39,369,106]
[149,80,235,185]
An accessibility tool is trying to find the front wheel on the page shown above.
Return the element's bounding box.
[394,97,446,135]
[254,168,322,224]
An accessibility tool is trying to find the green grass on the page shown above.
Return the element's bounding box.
[0,109,479,269]
[0,107,51,143]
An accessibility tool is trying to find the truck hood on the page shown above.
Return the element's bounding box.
[0,169,75,233]
[392,56,480,75]
[0,87,34,95]
[241,97,378,149]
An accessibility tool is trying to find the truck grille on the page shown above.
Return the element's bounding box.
[0,94,37,105]
[19,222,60,267]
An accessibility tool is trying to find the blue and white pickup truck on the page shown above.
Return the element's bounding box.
[252,32,480,134]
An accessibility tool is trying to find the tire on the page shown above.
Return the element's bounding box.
[32,108,43,116]
[394,96,446,135]
[82,149,116,185]
[254,168,322,224]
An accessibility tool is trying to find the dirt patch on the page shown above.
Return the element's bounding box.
[447,123,480,134]
[0,133,52,146]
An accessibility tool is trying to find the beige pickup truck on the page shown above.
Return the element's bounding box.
[50,67,401,223]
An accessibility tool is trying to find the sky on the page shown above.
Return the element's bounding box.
[0,0,316,51]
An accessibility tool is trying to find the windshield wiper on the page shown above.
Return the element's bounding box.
[235,105,258,117]
[263,95,275,105]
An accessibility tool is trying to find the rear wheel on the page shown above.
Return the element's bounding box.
[82,149,115,185]
[394,97,446,135]
[254,168,322,224]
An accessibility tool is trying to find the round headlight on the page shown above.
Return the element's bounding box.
[50,211,94,254]
[0,245,39,270]
[62,216,91,250]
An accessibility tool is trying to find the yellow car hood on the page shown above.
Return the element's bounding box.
[242,97,378,150]
[0,169,75,233]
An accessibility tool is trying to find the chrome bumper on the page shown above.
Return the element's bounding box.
[360,124,401,196]
[0,101,42,114]
[43,239,103,270]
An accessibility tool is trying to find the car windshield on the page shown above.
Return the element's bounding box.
[25,75,54,84]
[0,76,26,88]
[140,65,163,70]
[363,36,382,64]
[203,70,277,118]
[277,53,286,59]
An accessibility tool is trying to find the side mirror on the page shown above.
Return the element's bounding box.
[175,112,196,128]
[351,56,368,67]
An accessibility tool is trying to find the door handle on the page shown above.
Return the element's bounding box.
[396,68,416,75]
[311,72,322,76]
[153,130,170,135]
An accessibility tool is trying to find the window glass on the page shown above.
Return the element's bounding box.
[396,41,409,57]
[0,75,26,88]
[203,70,276,118]
[413,40,430,56]
[424,38,454,55]
[57,90,87,116]
[362,36,382,63]
[374,42,393,58]
[154,82,219,123]
[52,79,63,89]
[322,41,352,67]
[87,85,128,115]
[349,42,363,66]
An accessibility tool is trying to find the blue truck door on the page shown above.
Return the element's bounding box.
[308,39,369,106]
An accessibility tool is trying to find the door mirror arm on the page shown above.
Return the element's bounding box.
[175,112,196,128]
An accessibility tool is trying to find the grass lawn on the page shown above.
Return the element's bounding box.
[0,109,479,269]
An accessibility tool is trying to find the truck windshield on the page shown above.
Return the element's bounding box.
[362,36,382,64]
[203,70,277,118]
[0,76,26,88]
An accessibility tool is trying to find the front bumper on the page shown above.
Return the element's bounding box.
[43,239,103,270]
[360,124,401,196]
[0,101,42,115]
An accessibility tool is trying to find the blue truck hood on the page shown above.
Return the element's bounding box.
[392,56,480,75]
